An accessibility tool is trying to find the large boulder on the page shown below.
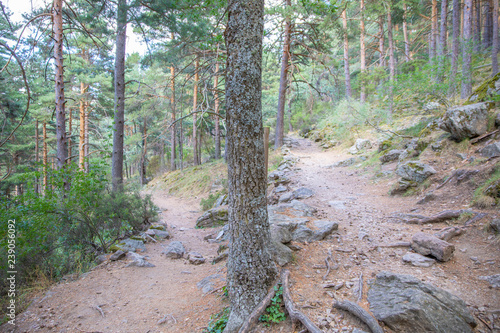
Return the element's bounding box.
[439,102,489,141]
[348,139,372,154]
[195,206,228,228]
[466,72,500,104]
[396,161,436,183]
[368,271,476,333]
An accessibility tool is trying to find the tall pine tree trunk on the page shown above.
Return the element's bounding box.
[140,117,147,185]
[224,0,278,330]
[192,59,199,165]
[35,120,39,194]
[492,0,499,74]
[483,0,493,49]
[360,0,366,102]
[387,6,396,82]
[430,0,438,62]
[84,100,89,172]
[79,81,87,171]
[214,56,221,159]
[438,0,449,80]
[275,0,291,149]
[342,8,352,99]
[170,63,176,171]
[379,16,386,67]
[462,0,473,98]
[53,0,66,169]
[112,0,127,192]
[450,0,461,93]
[473,0,482,52]
[403,2,411,61]
[43,122,48,194]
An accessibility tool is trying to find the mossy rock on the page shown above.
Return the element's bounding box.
[466,72,500,105]
[150,224,166,231]
[109,244,123,252]
[484,179,500,199]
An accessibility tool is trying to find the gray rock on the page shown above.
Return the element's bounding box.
[149,224,166,231]
[311,220,339,241]
[411,232,455,262]
[153,229,170,239]
[417,193,437,204]
[275,185,287,193]
[197,274,225,294]
[110,250,126,261]
[479,141,500,158]
[439,102,489,140]
[328,201,346,210]
[269,240,294,266]
[490,219,500,233]
[478,274,500,288]
[390,179,418,195]
[292,187,314,199]
[126,252,155,268]
[329,157,358,167]
[292,225,314,243]
[349,139,372,154]
[163,241,185,259]
[402,252,436,267]
[368,271,477,333]
[380,149,403,164]
[187,252,206,265]
[278,192,294,203]
[289,200,317,216]
[352,329,369,333]
[95,254,107,264]
[270,224,293,244]
[113,238,146,253]
[496,112,500,127]
[396,161,436,183]
[214,194,228,208]
[195,206,228,228]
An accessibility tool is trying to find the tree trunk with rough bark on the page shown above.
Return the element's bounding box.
[140,117,147,185]
[275,0,291,149]
[473,0,482,52]
[462,0,473,98]
[379,16,386,67]
[450,0,461,94]
[403,2,411,61]
[438,0,448,80]
[43,122,48,194]
[483,0,493,49]
[112,0,127,192]
[214,57,221,159]
[35,120,39,194]
[387,6,396,82]
[224,0,278,331]
[53,0,66,169]
[430,0,438,63]
[342,8,352,99]
[492,0,499,74]
[360,0,366,102]
[170,63,176,171]
[193,58,199,165]
[79,81,88,171]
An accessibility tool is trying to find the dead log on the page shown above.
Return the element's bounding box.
[434,226,464,241]
[282,270,322,333]
[465,213,487,226]
[333,300,384,333]
[238,276,280,333]
[470,129,499,144]
[378,241,411,248]
[411,232,455,261]
[402,210,475,224]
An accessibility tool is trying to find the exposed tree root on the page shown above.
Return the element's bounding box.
[333,300,384,333]
[398,209,476,224]
[323,250,333,281]
[378,241,411,248]
[434,226,465,241]
[465,213,487,226]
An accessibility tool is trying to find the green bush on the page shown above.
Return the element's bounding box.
[259,285,286,326]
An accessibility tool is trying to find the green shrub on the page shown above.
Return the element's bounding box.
[259,285,286,326]
[204,307,230,333]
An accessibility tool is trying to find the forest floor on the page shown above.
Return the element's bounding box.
[4,135,500,333]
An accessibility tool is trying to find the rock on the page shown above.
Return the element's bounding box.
[149,224,166,231]
[289,200,317,216]
[390,179,418,195]
[270,224,293,244]
[439,102,490,141]
[278,192,294,203]
[368,271,477,333]
[214,194,228,208]
[479,141,500,158]
[197,274,225,294]
[292,225,314,243]
[187,252,206,265]
[329,157,358,167]
[268,170,291,186]
[402,252,436,267]
[275,184,287,193]
[153,229,170,239]
[411,232,455,262]
[195,206,228,228]
[292,187,314,199]
[311,220,339,241]
[95,254,107,264]
[163,241,185,259]
[328,200,346,210]
[417,192,437,204]
[111,238,146,253]
[212,252,228,264]
[348,139,372,154]
[489,219,500,233]
[484,179,500,198]
[352,329,369,333]
[110,250,126,261]
[478,274,500,288]
[466,72,500,104]
[126,252,155,268]
[380,149,403,164]
[269,240,294,266]
[496,112,500,127]
[396,161,436,183]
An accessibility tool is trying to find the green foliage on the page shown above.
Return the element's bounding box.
[204,307,230,333]
[472,166,500,207]
[259,285,286,326]
[200,190,226,211]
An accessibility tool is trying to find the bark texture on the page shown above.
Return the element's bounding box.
[450,0,461,93]
[275,0,291,149]
[462,0,473,98]
[170,64,176,171]
[53,0,66,169]
[193,59,200,165]
[342,8,352,98]
[360,0,366,102]
[224,0,278,331]
[492,0,499,74]
[438,0,448,80]
[387,6,395,82]
[379,16,386,67]
[214,57,221,159]
[403,2,411,61]
[79,81,88,171]
[112,0,127,191]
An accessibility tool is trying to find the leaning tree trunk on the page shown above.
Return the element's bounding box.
[112,0,127,192]
[438,0,449,81]
[462,0,473,98]
[214,56,221,159]
[492,0,499,74]
[224,0,278,331]
[170,63,176,171]
[450,0,461,94]
[360,0,366,102]
[275,0,291,149]
[403,2,411,61]
[192,58,200,166]
[53,0,66,169]
[342,8,352,99]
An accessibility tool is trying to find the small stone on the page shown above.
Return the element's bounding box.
[188,252,206,265]
[110,250,126,261]
[402,252,436,267]
[478,274,500,288]
[163,241,185,259]
[293,187,314,199]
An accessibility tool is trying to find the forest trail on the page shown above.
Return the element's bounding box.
[6,136,500,333]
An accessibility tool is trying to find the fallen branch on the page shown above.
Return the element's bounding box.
[333,300,384,333]
[465,213,487,226]
[356,273,363,302]
[400,210,475,224]
[470,129,499,144]
[282,270,322,333]
[143,233,157,243]
[323,250,333,281]
[434,226,465,241]
[238,276,280,333]
[93,304,105,318]
[378,241,411,248]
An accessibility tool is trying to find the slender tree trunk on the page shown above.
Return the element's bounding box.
[450,0,461,93]
[84,100,89,172]
[438,0,449,80]
[79,81,87,171]
[179,104,184,170]
[360,0,366,102]
[387,6,396,82]
[462,0,473,98]
[53,0,66,169]
[403,3,411,61]
[431,0,439,62]
[379,16,386,67]
[492,0,499,74]
[473,0,482,51]
[35,120,39,194]
[43,122,48,194]
[275,0,291,149]
[170,62,176,171]
[68,106,72,163]
[483,0,493,48]
[112,0,127,192]
[214,55,221,159]
[224,0,278,331]
[342,8,352,99]
[193,58,199,165]
[141,117,147,184]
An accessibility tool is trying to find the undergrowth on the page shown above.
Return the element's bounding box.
[259,285,286,326]
[204,307,230,333]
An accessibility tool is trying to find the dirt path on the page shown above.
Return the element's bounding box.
[5,136,499,333]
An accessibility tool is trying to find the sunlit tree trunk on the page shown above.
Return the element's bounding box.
[379,16,386,67]
[387,5,396,82]
[438,0,449,80]
[275,0,291,149]
[403,2,411,61]
[35,120,39,194]
[492,0,499,74]
[170,62,176,171]
[450,0,461,93]
[224,0,278,330]
[214,55,221,159]
[342,8,352,98]
[54,0,66,169]
[473,0,482,52]
[193,58,200,165]
[43,122,48,194]
[430,0,438,63]
[112,0,127,191]
[68,106,72,164]
[140,117,147,185]
[483,0,494,49]
[84,100,89,172]
[79,81,87,171]
[462,0,473,98]
[360,0,366,102]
